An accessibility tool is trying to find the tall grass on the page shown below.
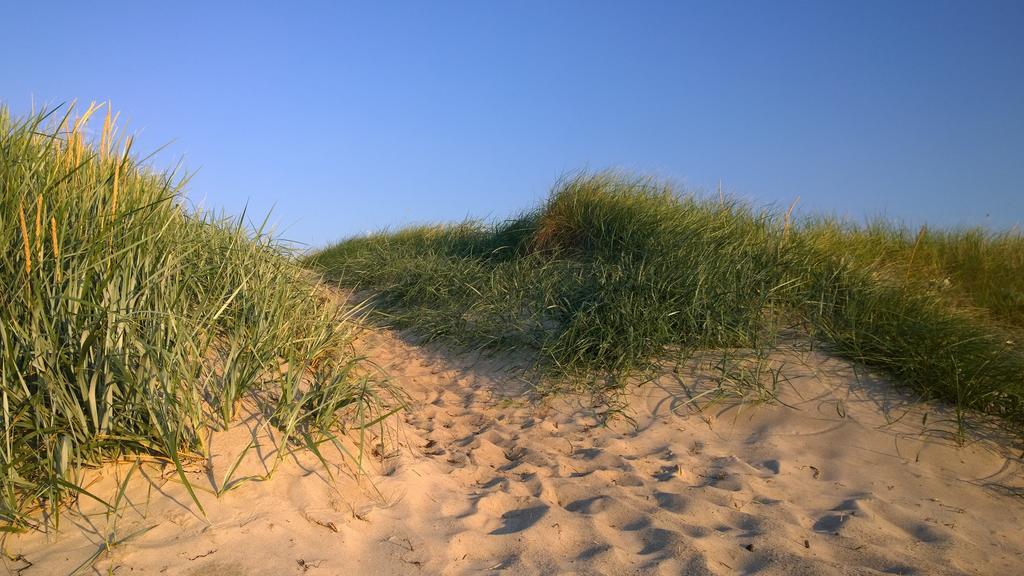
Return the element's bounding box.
[310,172,1023,429]
[0,104,399,530]
[801,220,1024,330]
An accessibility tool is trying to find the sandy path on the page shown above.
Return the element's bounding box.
[5,327,1024,575]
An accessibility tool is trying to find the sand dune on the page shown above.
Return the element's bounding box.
[5,328,1024,575]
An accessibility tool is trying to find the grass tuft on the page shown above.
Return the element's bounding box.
[310,171,1023,431]
[1,104,401,530]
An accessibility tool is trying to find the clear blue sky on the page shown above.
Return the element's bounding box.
[4,1,1022,246]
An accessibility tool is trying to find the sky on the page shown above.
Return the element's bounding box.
[3,1,1022,246]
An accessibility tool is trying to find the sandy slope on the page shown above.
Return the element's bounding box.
[5,328,1024,575]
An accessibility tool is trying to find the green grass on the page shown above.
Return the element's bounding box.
[800,219,1024,330]
[0,104,400,530]
[310,172,1024,430]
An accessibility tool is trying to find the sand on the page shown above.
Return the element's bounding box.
[4,327,1024,575]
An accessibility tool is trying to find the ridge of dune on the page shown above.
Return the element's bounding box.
[5,327,1024,575]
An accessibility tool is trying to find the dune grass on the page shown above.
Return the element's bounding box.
[0,104,400,531]
[801,220,1024,331]
[309,172,1023,431]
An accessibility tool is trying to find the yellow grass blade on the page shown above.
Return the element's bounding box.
[111,161,120,220]
[18,202,31,275]
[73,101,102,134]
[51,216,61,282]
[783,196,800,238]
[101,103,112,159]
[35,195,43,264]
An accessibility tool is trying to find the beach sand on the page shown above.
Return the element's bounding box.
[5,327,1024,575]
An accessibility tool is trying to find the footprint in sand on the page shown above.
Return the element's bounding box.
[637,526,684,556]
[653,491,689,514]
[564,495,613,515]
[489,505,550,535]
[760,459,781,474]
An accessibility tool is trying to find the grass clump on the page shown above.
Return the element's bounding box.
[801,220,1024,330]
[0,104,399,530]
[310,172,1023,429]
